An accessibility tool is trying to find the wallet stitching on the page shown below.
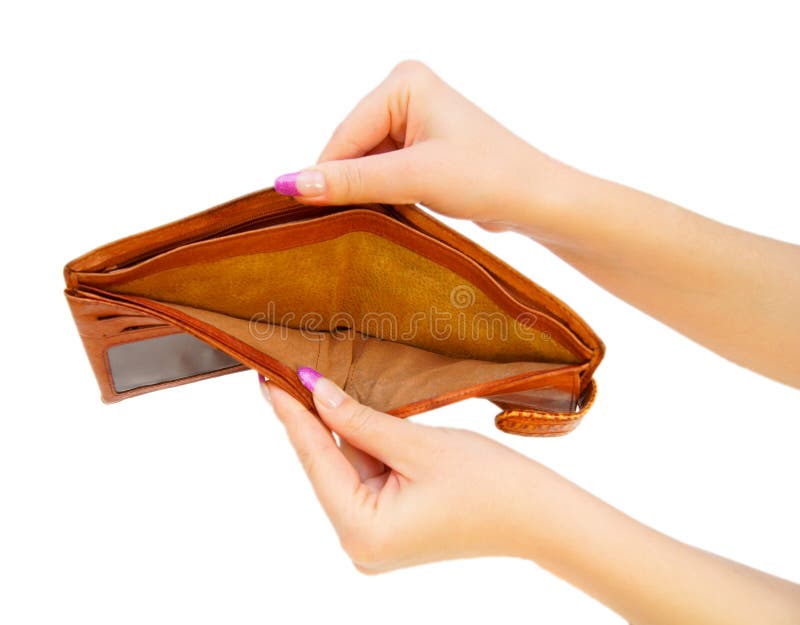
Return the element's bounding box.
[313,336,322,371]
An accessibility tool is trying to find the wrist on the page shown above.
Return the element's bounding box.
[500,142,632,255]
[513,155,602,243]
[496,458,631,565]
[491,458,571,561]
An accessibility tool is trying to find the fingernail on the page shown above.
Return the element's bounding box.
[297,366,322,391]
[274,170,325,197]
[257,373,272,404]
[297,366,345,409]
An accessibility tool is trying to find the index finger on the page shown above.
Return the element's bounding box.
[317,64,417,164]
[267,382,359,525]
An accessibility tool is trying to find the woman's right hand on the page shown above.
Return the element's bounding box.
[273,60,581,233]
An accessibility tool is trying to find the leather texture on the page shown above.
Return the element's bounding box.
[63,188,604,436]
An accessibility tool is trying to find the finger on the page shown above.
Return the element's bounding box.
[274,143,438,206]
[317,60,439,164]
[339,438,386,483]
[296,367,429,473]
[365,135,399,157]
[317,72,406,164]
[318,147,433,205]
[265,373,387,483]
[267,382,359,523]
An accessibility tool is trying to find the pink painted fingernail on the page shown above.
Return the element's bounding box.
[274,170,325,197]
[297,366,323,392]
[297,367,346,408]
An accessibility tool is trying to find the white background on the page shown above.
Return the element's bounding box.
[1,1,798,623]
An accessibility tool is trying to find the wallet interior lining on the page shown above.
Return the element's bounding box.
[164,303,569,412]
[97,221,583,411]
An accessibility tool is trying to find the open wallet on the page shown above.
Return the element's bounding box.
[63,187,605,436]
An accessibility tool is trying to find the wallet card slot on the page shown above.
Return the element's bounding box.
[107,333,241,392]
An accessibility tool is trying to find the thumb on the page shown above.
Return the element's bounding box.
[297,366,425,473]
[274,145,433,206]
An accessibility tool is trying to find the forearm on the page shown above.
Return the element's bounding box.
[511,462,800,624]
[516,163,800,387]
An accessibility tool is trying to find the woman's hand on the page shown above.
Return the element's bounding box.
[273,60,578,232]
[275,61,800,386]
[261,369,546,572]
[261,370,800,623]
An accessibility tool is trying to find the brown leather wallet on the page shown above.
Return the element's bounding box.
[63,187,604,436]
